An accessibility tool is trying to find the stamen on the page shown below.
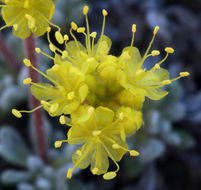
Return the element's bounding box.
[12,109,22,118]
[54,141,62,148]
[67,168,73,179]
[55,31,64,44]
[59,115,66,124]
[151,50,160,56]
[136,26,159,71]
[71,22,78,31]
[23,78,32,85]
[23,58,32,67]
[49,44,56,52]
[35,47,54,60]
[77,27,86,33]
[165,47,174,54]
[129,150,139,156]
[100,9,108,40]
[103,172,117,180]
[180,72,190,77]
[161,80,172,85]
[12,105,43,118]
[90,32,97,55]
[130,24,136,47]
[83,5,89,15]
[62,51,68,59]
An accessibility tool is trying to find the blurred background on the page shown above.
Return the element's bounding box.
[0,0,201,189]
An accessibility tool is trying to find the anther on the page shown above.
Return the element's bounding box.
[62,51,68,59]
[55,31,64,44]
[102,9,108,16]
[162,80,172,85]
[67,168,73,179]
[77,27,86,33]
[90,32,97,38]
[103,172,117,180]
[112,144,120,149]
[165,47,174,54]
[92,168,99,175]
[83,5,89,15]
[54,141,62,148]
[153,64,160,70]
[47,26,51,32]
[151,50,160,56]
[64,34,69,41]
[41,100,49,107]
[179,72,190,77]
[23,58,32,67]
[132,24,136,33]
[71,22,78,31]
[49,44,56,52]
[59,115,66,125]
[76,150,82,156]
[12,109,22,118]
[93,130,101,136]
[23,78,32,85]
[129,150,139,156]
[35,48,41,54]
[153,26,159,35]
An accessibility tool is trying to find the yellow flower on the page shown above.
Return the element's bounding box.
[0,0,55,38]
[118,25,190,101]
[55,106,139,180]
[18,58,88,117]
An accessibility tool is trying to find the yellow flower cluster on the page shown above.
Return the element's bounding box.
[0,0,55,38]
[12,6,189,179]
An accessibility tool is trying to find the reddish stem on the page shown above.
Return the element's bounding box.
[0,32,20,72]
[24,34,48,163]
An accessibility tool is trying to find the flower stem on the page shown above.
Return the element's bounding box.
[24,34,48,163]
[0,32,20,72]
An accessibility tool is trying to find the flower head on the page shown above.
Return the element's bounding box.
[0,0,55,38]
[12,5,190,180]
